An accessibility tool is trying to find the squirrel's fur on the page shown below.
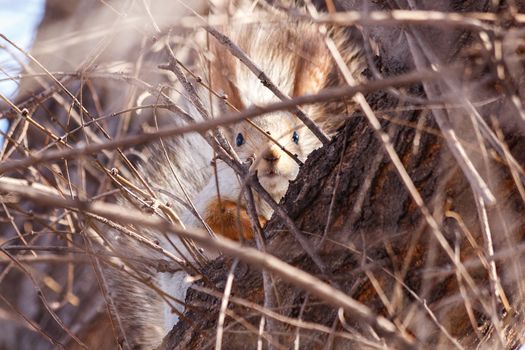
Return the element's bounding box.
[107,1,366,348]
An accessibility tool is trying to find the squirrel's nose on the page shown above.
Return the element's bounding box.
[262,146,281,163]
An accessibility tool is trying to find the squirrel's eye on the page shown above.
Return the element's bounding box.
[236,133,245,147]
[292,131,299,144]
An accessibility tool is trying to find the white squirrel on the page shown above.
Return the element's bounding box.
[108,1,366,348]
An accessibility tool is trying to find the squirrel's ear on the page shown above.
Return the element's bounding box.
[209,39,244,113]
[293,26,367,136]
[292,40,333,98]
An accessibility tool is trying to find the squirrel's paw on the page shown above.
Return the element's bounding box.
[203,199,266,241]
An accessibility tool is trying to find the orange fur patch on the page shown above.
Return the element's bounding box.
[292,38,332,97]
[203,199,266,241]
[210,43,244,111]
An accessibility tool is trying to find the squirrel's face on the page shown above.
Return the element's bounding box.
[208,10,364,202]
[230,113,321,201]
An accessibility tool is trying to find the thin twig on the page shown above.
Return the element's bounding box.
[215,259,238,350]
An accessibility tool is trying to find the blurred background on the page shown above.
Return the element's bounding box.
[0,0,45,144]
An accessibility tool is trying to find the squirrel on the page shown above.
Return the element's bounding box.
[107,1,366,348]
[182,0,366,242]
